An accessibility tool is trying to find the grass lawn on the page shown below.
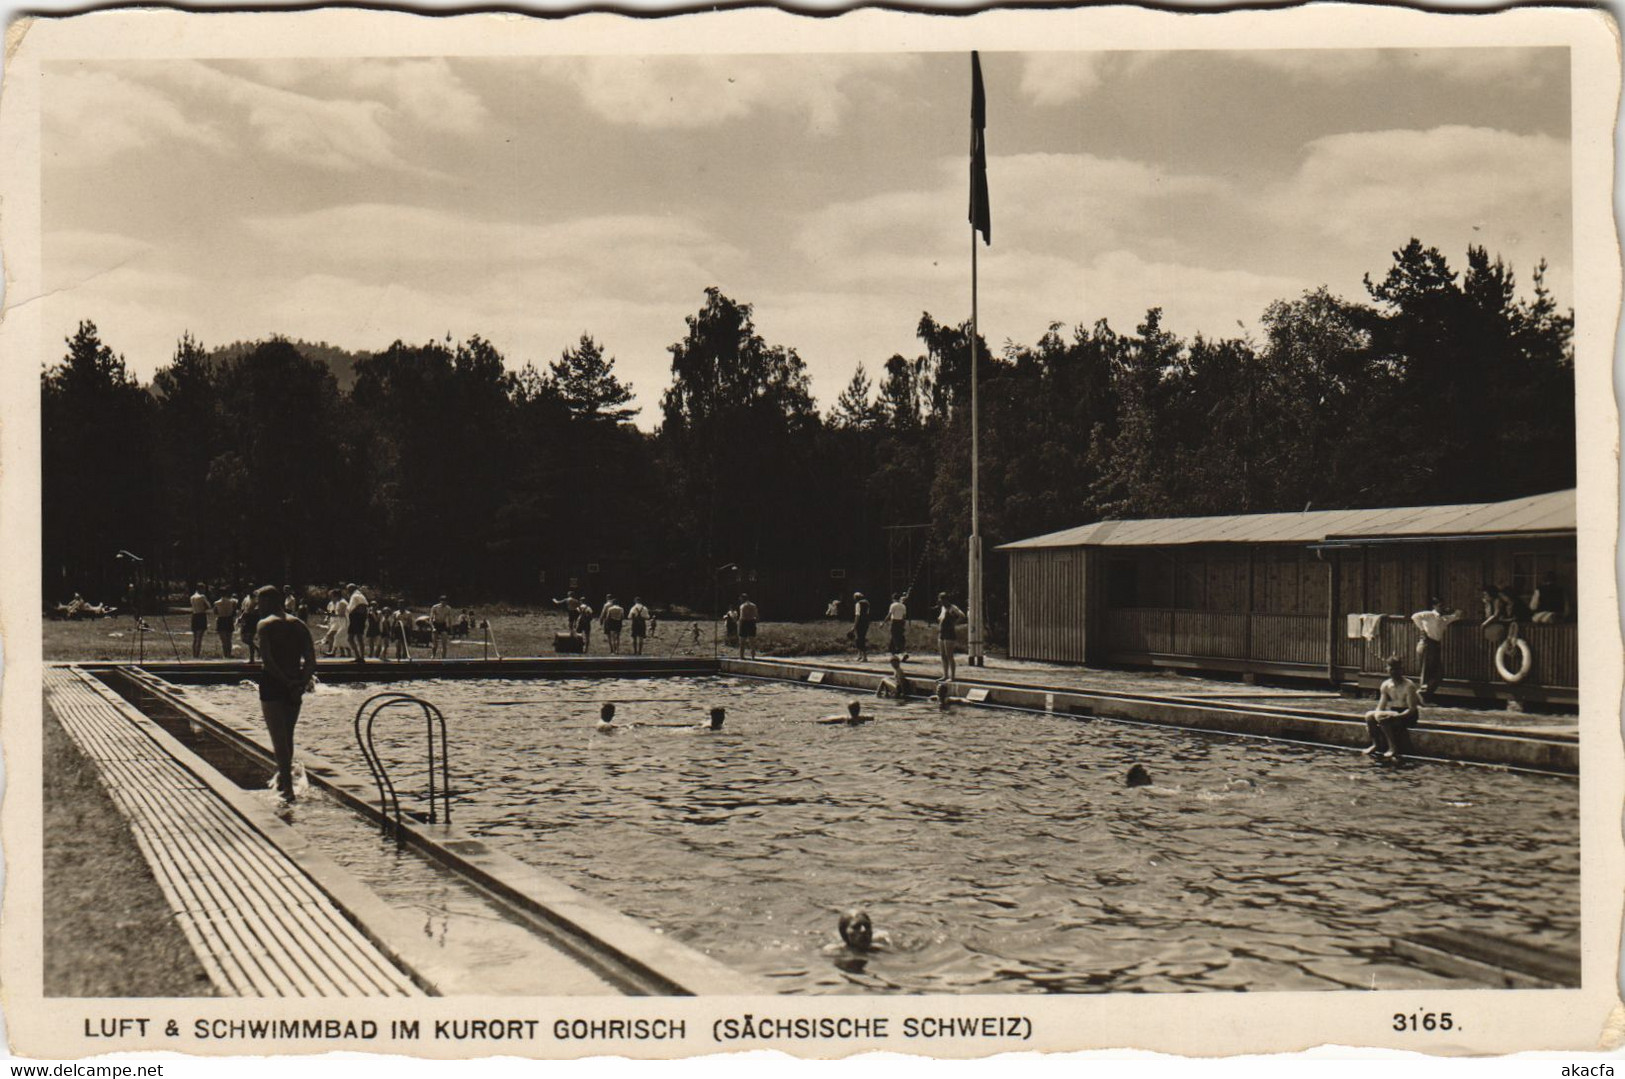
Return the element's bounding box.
[44,709,215,997]
[44,606,980,665]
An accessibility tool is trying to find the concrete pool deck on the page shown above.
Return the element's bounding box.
[96,665,761,997]
[45,667,427,996]
[721,656,1580,775]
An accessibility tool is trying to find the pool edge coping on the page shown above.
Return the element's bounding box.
[109,665,767,998]
[717,658,1579,776]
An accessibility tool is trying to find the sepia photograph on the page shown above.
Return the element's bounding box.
[1,3,1619,1061]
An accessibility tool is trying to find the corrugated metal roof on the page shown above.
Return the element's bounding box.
[997,489,1575,550]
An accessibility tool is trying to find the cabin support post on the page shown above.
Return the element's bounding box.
[1326,552,1341,686]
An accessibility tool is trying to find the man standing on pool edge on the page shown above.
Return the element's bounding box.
[737,593,759,659]
[255,584,317,802]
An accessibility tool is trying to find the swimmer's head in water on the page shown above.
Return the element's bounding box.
[1126,764,1153,787]
[838,908,874,951]
[600,703,616,723]
[847,700,862,718]
[708,707,725,730]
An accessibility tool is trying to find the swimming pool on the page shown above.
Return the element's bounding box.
[184,675,1579,994]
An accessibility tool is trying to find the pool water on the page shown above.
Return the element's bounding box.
[185,676,1579,995]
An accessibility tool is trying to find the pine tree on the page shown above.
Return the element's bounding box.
[549,334,636,423]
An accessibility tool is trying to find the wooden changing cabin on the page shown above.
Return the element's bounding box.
[999,490,1577,705]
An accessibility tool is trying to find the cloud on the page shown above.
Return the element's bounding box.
[159,62,418,173]
[1018,53,1107,105]
[240,203,742,305]
[1237,47,1551,84]
[43,230,155,291]
[1016,47,1553,103]
[544,54,918,133]
[238,58,490,134]
[47,59,491,175]
[44,68,230,167]
[1279,125,1570,248]
[795,151,1228,282]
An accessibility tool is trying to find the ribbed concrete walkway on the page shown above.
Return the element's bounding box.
[45,668,422,997]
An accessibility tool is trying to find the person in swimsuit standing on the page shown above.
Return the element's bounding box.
[602,595,625,654]
[737,594,759,659]
[934,593,966,681]
[628,597,651,655]
[576,597,595,653]
[430,595,452,658]
[214,589,238,658]
[188,584,210,658]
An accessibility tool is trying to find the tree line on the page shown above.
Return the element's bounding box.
[43,238,1574,631]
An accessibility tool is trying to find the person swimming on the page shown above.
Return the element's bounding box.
[596,702,617,731]
[1126,764,1153,787]
[705,706,725,731]
[818,700,875,725]
[828,908,892,954]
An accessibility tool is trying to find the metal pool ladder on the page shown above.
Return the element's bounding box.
[353,692,452,841]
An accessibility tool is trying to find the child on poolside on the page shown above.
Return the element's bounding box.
[1364,656,1422,763]
[875,653,911,699]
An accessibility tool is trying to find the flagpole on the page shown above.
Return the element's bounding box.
[969,221,983,667]
[966,49,989,669]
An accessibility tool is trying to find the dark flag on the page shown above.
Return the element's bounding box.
[969,51,991,245]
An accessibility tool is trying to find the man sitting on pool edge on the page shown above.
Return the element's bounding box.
[1364,655,1422,764]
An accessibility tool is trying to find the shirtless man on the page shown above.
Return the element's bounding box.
[214,590,238,658]
[1364,656,1423,764]
[430,595,453,659]
[576,597,595,653]
[254,585,317,802]
[188,584,210,658]
[601,595,625,654]
[737,594,759,660]
[553,592,581,633]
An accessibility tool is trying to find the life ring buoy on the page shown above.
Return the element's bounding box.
[1495,636,1532,683]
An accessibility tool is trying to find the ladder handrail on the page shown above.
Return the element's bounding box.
[353,691,451,841]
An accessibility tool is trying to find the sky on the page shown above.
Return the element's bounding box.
[41,47,1572,424]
